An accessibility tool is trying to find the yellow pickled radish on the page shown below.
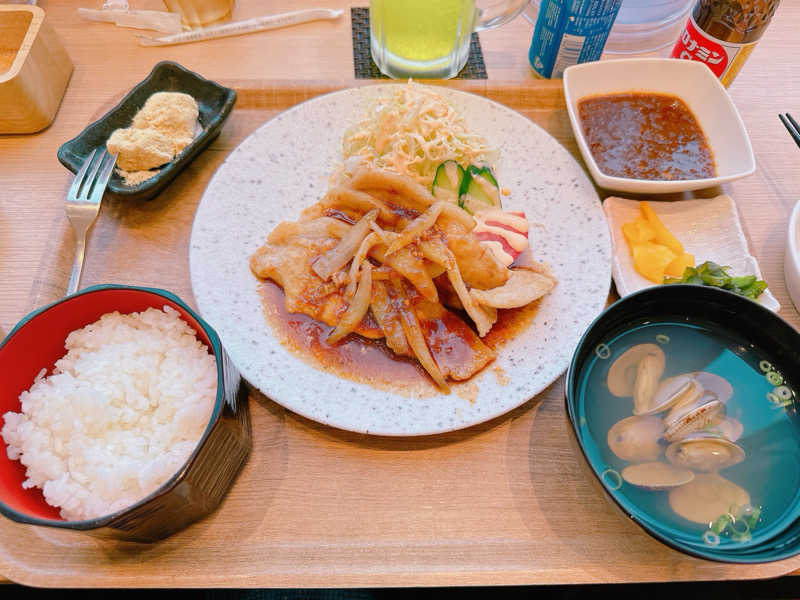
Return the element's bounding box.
[632,242,677,283]
[640,201,684,255]
[622,202,694,283]
[622,216,656,245]
[665,252,695,278]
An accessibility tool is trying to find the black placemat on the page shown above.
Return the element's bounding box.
[351,7,487,79]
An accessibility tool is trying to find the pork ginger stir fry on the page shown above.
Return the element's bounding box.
[249,167,556,392]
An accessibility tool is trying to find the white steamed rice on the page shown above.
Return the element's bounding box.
[1,305,217,521]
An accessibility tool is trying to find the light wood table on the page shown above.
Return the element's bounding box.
[1,0,799,588]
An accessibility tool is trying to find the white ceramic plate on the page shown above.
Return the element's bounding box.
[604,195,780,312]
[190,84,612,436]
[563,58,755,194]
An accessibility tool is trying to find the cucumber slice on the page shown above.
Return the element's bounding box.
[431,160,465,203]
[458,165,501,214]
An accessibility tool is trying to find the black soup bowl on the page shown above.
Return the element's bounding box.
[565,284,800,563]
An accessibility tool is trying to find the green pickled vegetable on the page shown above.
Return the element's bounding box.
[431,161,502,215]
[431,160,465,203]
[458,164,501,214]
[664,261,768,300]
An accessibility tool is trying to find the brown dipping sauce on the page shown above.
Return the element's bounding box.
[259,280,540,394]
[578,92,715,181]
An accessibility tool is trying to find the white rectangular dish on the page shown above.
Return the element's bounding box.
[603,194,780,312]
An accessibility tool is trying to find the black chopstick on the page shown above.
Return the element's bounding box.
[779,113,800,149]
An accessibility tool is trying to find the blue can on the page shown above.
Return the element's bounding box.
[528,0,623,79]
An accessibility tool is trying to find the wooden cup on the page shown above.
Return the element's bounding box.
[0,4,73,134]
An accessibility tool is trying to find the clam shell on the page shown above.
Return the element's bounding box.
[607,344,665,398]
[622,462,695,490]
[607,415,665,463]
[692,371,733,404]
[663,397,725,442]
[666,435,745,472]
[679,416,744,443]
[665,384,709,419]
[633,353,664,415]
[664,391,718,425]
[669,473,751,525]
[635,373,702,416]
[703,416,744,442]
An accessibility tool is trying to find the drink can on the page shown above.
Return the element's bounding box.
[528,0,623,79]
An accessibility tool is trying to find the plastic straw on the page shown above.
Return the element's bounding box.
[136,8,344,47]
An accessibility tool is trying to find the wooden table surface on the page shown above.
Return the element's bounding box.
[1,0,800,588]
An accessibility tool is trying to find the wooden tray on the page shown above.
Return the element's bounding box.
[3,81,799,587]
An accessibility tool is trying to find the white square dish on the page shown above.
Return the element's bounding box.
[563,58,756,194]
[603,194,780,312]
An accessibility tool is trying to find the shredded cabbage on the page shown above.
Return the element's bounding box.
[339,82,497,188]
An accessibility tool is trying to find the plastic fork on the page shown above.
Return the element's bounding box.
[65,148,117,296]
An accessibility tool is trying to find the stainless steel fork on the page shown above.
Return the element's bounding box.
[65,148,117,296]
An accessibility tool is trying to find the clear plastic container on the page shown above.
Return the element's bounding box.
[524,0,694,55]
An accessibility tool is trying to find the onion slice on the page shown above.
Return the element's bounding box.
[370,279,410,356]
[347,232,382,298]
[371,265,394,280]
[388,279,449,392]
[369,244,439,303]
[312,209,377,281]
[384,202,444,256]
[369,221,395,245]
[328,262,373,345]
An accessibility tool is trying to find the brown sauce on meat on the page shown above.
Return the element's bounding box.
[261,281,428,390]
[578,92,715,181]
[259,280,540,394]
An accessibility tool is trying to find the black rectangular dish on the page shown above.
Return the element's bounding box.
[57,61,236,201]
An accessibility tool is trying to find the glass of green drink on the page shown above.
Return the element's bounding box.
[369,0,530,79]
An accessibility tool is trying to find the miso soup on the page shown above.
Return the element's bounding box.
[575,319,800,551]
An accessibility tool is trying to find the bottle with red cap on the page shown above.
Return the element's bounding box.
[670,0,781,87]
